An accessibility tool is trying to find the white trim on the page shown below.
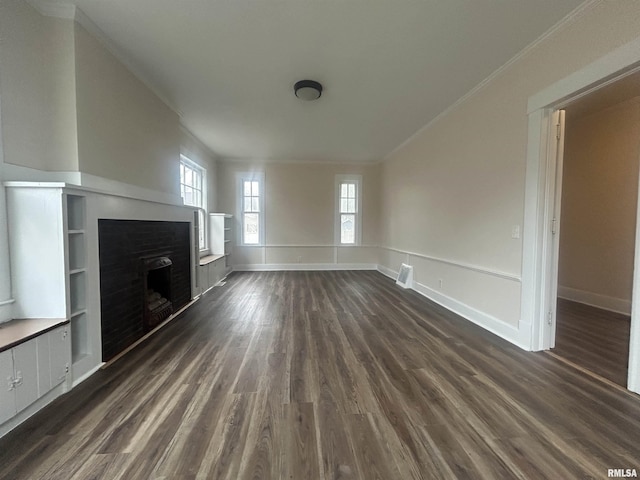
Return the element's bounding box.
[23,4,182,117]
[25,0,76,19]
[180,154,206,210]
[218,157,378,166]
[180,125,219,163]
[0,298,14,307]
[376,265,530,349]
[523,33,640,392]
[2,162,82,184]
[335,174,363,246]
[628,147,640,393]
[383,0,600,162]
[265,244,378,248]
[379,246,520,282]
[2,164,183,206]
[180,155,207,251]
[234,263,377,272]
[236,171,265,247]
[73,7,181,117]
[71,362,105,388]
[528,37,640,114]
[558,286,631,316]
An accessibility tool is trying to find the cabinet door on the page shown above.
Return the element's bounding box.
[0,349,16,424]
[216,260,225,285]
[207,262,216,288]
[13,341,39,413]
[49,326,70,388]
[198,264,207,294]
[36,334,51,397]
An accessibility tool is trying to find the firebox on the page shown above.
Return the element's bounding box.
[142,256,173,331]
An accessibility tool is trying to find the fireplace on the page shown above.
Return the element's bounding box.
[142,256,173,331]
[98,219,191,361]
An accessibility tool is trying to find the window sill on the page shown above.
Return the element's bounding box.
[199,254,225,266]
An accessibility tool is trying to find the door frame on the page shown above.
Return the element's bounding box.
[521,36,640,393]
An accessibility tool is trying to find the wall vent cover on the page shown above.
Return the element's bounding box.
[396,263,414,289]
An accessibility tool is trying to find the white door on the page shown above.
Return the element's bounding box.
[0,349,16,424]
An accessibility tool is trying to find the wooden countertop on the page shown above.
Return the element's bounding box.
[0,318,69,353]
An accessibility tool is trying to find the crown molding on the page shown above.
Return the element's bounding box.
[71,7,183,118]
[217,156,381,166]
[25,0,76,19]
[383,0,602,162]
[25,1,182,119]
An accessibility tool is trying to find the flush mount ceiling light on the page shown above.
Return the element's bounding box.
[294,80,323,101]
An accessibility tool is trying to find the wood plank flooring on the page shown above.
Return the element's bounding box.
[554,298,631,387]
[1,271,640,479]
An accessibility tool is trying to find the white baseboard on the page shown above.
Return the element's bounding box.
[233,263,378,272]
[558,285,631,315]
[72,363,104,388]
[377,264,397,279]
[376,265,530,350]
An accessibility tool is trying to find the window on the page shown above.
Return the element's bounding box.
[237,172,264,246]
[336,175,362,245]
[180,155,207,251]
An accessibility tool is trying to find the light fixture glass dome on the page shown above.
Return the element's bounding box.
[294,80,323,101]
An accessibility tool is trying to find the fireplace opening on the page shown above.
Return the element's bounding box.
[142,256,173,331]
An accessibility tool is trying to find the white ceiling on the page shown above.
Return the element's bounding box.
[35,0,586,162]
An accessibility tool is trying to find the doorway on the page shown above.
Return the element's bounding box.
[551,79,640,386]
[522,38,640,394]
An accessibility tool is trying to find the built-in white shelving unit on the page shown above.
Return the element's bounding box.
[4,184,94,380]
[223,214,233,274]
[66,195,89,365]
[199,213,233,295]
[2,180,198,439]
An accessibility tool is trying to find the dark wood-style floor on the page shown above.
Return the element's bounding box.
[554,298,631,387]
[1,271,640,479]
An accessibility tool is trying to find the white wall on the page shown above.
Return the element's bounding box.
[217,160,380,268]
[0,1,214,323]
[74,23,181,197]
[0,0,78,172]
[0,108,12,323]
[379,0,640,345]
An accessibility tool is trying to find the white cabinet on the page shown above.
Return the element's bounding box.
[49,326,71,388]
[0,350,16,425]
[198,256,227,295]
[12,341,39,413]
[0,324,70,427]
[209,213,233,275]
[5,185,91,376]
[0,344,38,423]
[36,335,51,396]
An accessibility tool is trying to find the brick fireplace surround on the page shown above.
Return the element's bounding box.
[98,220,191,361]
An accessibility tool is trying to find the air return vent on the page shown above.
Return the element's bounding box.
[396,263,413,289]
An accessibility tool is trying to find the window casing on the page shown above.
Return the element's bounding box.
[180,155,207,251]
[237,172,265,246]
[335,175,362,246]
